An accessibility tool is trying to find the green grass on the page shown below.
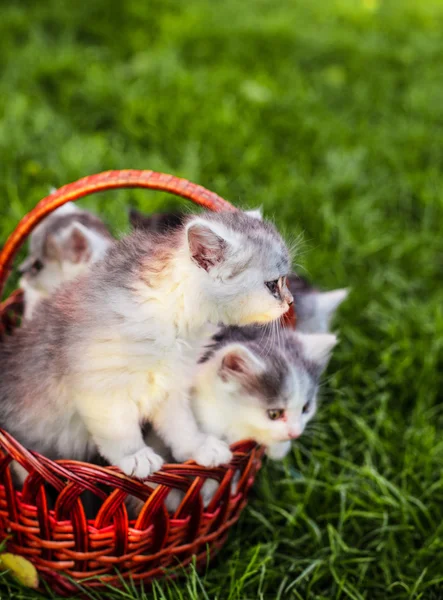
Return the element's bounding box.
[1,0,443,597]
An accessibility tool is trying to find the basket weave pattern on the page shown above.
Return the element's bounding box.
[0,171,288,594]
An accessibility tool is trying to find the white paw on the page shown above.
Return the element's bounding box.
[193,435,232,468]
[266,441,291,460]
[118,446,164,478]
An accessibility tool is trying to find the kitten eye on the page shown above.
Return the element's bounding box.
[267,409,285,421]
[31,259,44,274]
[302,402,311,414]
[265,279,279,296]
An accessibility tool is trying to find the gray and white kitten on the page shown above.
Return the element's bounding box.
[193,278,347,465]
[193,326,337,448]
[0,211,293,483]
[128,325,337,514]
[19,201,112,319]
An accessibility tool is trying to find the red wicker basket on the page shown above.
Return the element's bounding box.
[0,170,295,595]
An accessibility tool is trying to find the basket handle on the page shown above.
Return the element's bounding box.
[0,169,236,300]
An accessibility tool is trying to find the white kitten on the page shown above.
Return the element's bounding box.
[0,211,292,483]
[193,326,336,445]
[18,201,112,319]
[129,326,337,514]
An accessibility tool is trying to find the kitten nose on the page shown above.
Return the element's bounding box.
[288,430,300,439]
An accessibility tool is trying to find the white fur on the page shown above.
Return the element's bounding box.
[191,333,337,447]
[297,333,338,366]
[266,440,292,460]
[49,200,80,214]
[245,208,263,220]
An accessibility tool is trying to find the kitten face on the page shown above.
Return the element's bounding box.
[194,327,337,446]
[20,258,89,298]
[19,203,112,316]
[185,212,292,325]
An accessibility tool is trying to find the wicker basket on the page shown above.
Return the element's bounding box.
[0,171,294,595]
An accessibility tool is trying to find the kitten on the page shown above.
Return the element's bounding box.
[18,202,112,319]
[129,326,336,515]
[195,326,336,446]
[0,211,293,483]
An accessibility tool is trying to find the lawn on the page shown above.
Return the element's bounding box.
[1,0,443,598]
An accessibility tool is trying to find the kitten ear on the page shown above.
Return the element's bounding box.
[45,223,92,264]
[219,344,264,381]
[298,333,337,371]
[44,233,62,261]
[315,289,349,324]
[187,220,228,272]
[65,223,93,263]
[294,288,348,334]
[52,202,80,217]
[245,207,263,220]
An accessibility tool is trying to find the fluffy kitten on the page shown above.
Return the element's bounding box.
[193,326,336,445]
[19,202,112,319]
[128,326,336,514]
[0,211,293,483]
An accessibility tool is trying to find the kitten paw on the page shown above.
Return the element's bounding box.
[118,447,164,478]
[266,441,291,460]
[193,435,232,468]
